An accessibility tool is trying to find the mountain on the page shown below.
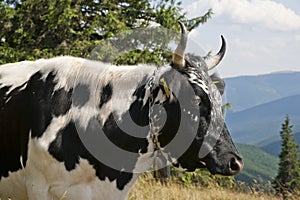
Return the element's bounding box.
[226,94,300,145]
[224,71,300,112]
[259,132,300,156]
[221,71,300,185]
[235,143,278,184]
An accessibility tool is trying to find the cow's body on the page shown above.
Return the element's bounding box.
[0,57,157,199]
[0,23,243,200]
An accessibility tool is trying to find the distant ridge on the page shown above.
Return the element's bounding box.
[269,70,299,74]
[224,70,300,79]
[226,94,300,145]
[224,71,300,112]
[260,132,300,156]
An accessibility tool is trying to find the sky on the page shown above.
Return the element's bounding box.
[180,0,300,78]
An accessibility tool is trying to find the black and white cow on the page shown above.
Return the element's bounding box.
[0,23,243,200]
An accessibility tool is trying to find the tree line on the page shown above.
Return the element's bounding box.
[0,0,211,65]
[273,116,300,199]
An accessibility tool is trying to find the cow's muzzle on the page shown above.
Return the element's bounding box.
[204,153,244,176]
[228,155,243,175]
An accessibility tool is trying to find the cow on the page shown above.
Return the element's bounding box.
[0,22,243,200]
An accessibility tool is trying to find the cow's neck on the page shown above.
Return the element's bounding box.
[141,67,183,169]
[66,63,178,191]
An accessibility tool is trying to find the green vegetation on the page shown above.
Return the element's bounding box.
[273,116,300,198]
[235,143,278,185]
[0,0,212,65]
[170,167,235,189]
[129,174,282,200]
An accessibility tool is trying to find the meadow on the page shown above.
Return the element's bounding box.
[129,175,291,200]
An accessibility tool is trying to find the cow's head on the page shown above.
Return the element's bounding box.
[155,22,243,176]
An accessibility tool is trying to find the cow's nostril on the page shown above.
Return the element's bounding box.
[229,157,243,175]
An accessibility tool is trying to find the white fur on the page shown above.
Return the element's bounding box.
[0,61,40,94]
[188,71,209,94]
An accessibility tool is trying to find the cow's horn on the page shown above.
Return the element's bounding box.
[172,21,188,68]
[205,35,226,71]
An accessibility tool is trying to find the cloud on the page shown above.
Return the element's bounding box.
[186,0,300,31]
[217,33,300,77]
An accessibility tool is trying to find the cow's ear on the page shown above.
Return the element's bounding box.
[210,73,225,95]
[172,22,188,69]
[160,78,171,98]
[159,70,183,103]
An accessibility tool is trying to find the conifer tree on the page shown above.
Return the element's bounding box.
[0,0,212,64]
[273,116,300,198]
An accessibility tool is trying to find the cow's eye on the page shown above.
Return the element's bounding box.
[195,96,201,105]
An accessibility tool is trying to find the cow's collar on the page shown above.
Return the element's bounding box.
[146,68,173,149]
[146,69,159,151]
[146,69,173,172]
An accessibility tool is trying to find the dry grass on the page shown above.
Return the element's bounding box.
[129,176,283,200]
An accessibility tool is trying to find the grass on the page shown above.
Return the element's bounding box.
[129,175,283,200]
[1,174,295,200]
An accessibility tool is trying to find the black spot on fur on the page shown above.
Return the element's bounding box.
[0,85,11,106]
[129,84,149,127]
[27,72,56,138]
[48,122,84,171]
[52,88,73,117]
[157,97,181,148]
[0,83,30,178]
[99,83,112,108]
[103,113,149,153]
[0,70,72,178]
[48,121,136,190]
[72,84,90,108]
[27,71,72,138]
